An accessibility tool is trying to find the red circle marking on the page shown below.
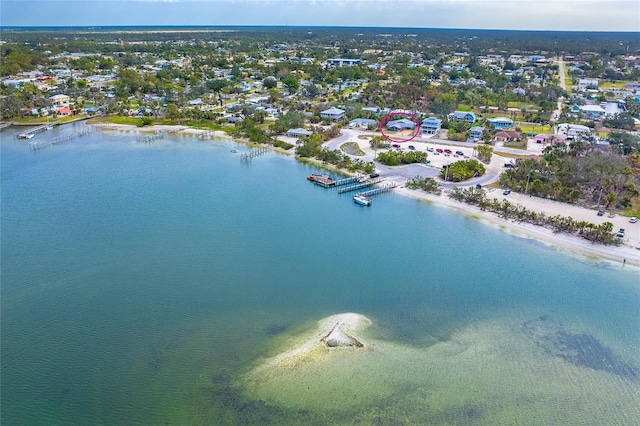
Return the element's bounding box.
[378,112,421,143]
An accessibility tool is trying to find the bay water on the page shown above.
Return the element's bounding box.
[2,124,638,424]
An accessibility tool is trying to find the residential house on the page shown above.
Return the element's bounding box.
[494,131,522,143]
[580,105,606,120]
[50,94,70,110]
[488,117,514,130]
[450,111,476,124]
[320,107,346,121]
[349,118,377,128]
[386,119,415,131]
[534,134,551,144]
[421,117,442,135]
[326,59,361,67]
[556,123,590,140]
[470,126,483,140]
[578,78,599,89]
[57,107,72,117]
[286,128,313,138]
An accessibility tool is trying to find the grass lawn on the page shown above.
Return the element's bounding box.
[600,81,629,90]
[503,140,528,150]
[517,123,553,134]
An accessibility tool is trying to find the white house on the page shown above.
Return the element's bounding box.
[556,123,591,140]
[320,107,346,121]
[49,94,70,110]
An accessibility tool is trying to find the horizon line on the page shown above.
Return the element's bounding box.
[2,25,639,34]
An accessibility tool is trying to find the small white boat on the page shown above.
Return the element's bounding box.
[353,194,372,206]
[17,133,34,139]
[231,149,238,153]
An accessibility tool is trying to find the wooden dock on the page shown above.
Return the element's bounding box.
[332,176,361,187]
[356,182,398,198]
[30,126,94,151]
[17,124,51,139]
[136,130,167,144]
[0,122,14,131]
[240,146,270,160]
[336,178,382,194]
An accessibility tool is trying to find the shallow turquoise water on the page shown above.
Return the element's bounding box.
[1,124,639,424]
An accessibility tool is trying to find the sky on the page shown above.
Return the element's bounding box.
[1,0,639,31]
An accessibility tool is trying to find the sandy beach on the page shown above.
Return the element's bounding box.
[91,122,640,269]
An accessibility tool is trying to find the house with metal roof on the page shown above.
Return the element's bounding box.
[320,107,346,121]
[421,117,442,135]
[450,111,476,124]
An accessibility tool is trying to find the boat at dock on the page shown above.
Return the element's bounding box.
[307,174,336,187]
[17,132,35,139]
[353,194,372,206]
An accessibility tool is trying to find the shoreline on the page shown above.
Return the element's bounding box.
[90,122,640,270]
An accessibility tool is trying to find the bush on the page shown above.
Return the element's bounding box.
[274,140,294,150]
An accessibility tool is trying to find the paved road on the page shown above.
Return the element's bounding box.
[551,56,566,123]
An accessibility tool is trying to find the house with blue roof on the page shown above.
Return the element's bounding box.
[470,126,483,141]
[421,117,442,135]
[386,119,415,131]
[450,111,476,124]
[488,117,514,130]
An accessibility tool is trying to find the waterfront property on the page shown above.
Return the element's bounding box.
[421,117,442,135]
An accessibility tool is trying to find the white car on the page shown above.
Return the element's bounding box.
[630,217,638,223]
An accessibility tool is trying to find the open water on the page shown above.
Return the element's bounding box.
[2,124,639,425]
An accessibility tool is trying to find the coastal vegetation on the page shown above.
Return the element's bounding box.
[296,135,374,173]
[440,159,486,182]
[405,177,442,195]
[449,187,621,245]
[376,149,427,166]
[499,142,639,209]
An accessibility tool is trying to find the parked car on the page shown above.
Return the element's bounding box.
[426,147,434,152]
[384,143,391,148]
[369,173,380,179]
[616,228,625,238]
[608,212,615,218]
[455,151,464,156]
[436,148,443,153]
[630,217,638,223]
[392,144,401,149]
[408,145,416,150]
[503,189,511,195]
[597,209,605,216]
[444,149,452,154]
[504,163,515,168]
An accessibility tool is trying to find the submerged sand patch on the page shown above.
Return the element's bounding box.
[239,312,640,424]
